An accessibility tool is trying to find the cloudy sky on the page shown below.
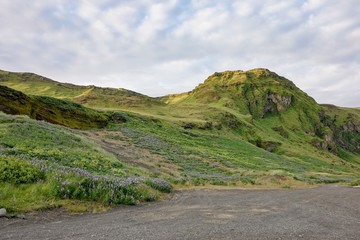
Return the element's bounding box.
[0,0,359,107]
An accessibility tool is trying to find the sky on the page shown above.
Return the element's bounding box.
[0,0,359,107]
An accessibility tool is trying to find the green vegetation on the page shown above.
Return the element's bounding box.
[0,156,45,184]
[0,68,359,214]
[109,113,359,186]
[0,70,163,110]
[0,113,168,213]
[0,85,111,129]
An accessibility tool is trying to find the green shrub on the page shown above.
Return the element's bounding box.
[0,156,45,184]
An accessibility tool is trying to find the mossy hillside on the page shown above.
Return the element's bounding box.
[319,105,360,153]
[0,70,163,110]
[0,85,110,129]
[165,69,321,129]
[160,70,323,156]
[0,112,171,213]
[161,69,359,156]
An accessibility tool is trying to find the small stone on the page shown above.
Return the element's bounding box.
[0,208,7,217]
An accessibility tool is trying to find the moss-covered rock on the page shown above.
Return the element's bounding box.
[0,85,110,129]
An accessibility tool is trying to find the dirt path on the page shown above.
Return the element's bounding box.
[1,185,359,240]
[80,130,182,178]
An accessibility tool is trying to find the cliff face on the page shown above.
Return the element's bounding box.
[313,105,360,154]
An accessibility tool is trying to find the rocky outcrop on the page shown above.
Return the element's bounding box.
[321,131,338,154]
[319,108,360,154]
[341,117,360,132]
[335,116,360,153]
[263,93,293,116]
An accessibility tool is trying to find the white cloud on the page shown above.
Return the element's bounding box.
[0,0,359,107]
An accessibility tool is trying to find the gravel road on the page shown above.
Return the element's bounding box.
[1,184,359,240]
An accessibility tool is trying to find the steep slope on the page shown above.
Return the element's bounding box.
[0,69,163,110]
[319,105,360,154]
[0,85,110,129]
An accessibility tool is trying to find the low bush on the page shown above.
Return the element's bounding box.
[0,156,45,184]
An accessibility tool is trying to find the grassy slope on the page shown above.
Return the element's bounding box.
[0,70,163,110]
[110,113,360,184]
[0,112,171,213]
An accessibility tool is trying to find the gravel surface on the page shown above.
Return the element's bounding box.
[1,184,359,240]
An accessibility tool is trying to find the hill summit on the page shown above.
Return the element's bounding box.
[164,68,318,119]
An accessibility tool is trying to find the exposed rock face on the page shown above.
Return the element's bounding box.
[335,117,360,153]
[321,131,338,154]
[342,118,360,132]
[319,109,360,154]
[263,94,292,116]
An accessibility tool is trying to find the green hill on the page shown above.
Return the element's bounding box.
[162,69,359,155]
[0,70,163,110]
[163,68,319,123]
[1,68,359,213]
